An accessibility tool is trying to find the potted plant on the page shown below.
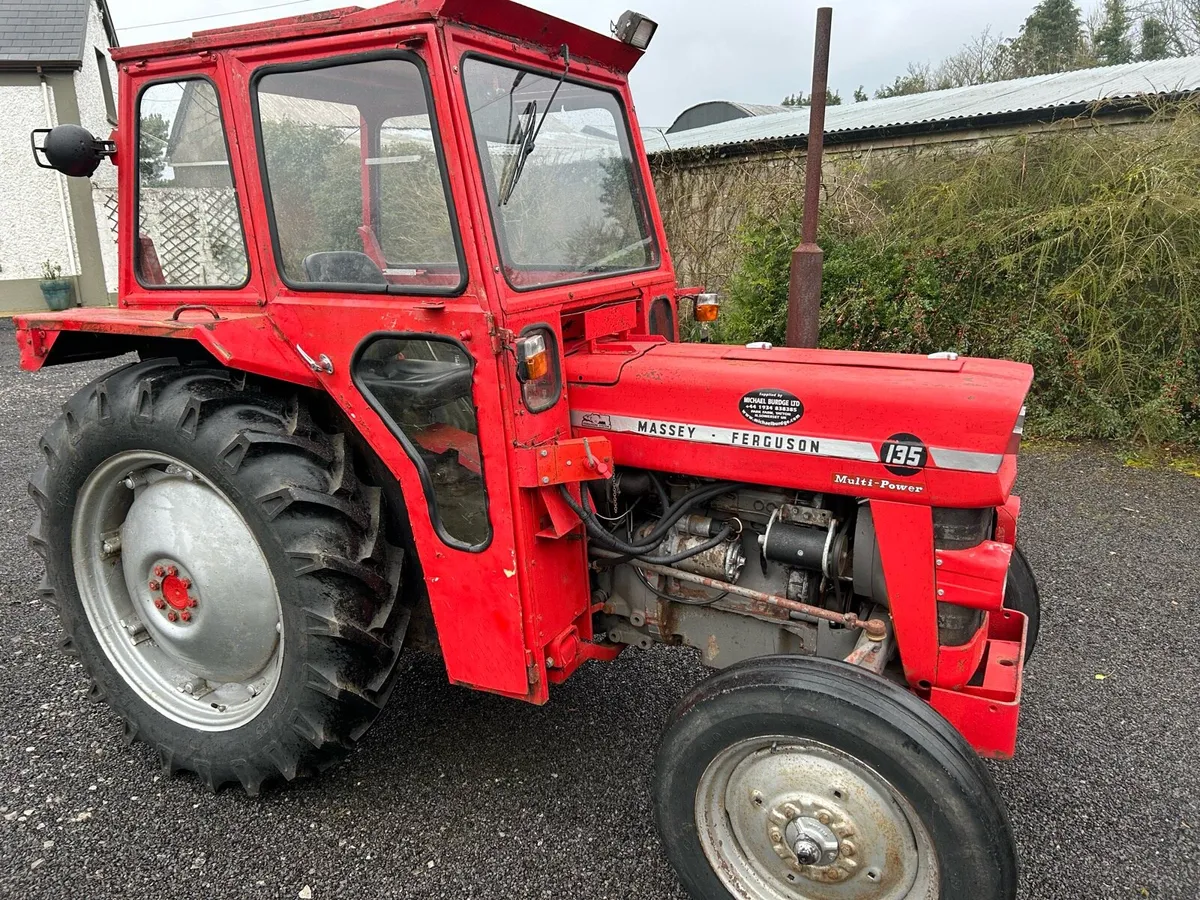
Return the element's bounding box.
[39,261,75,312]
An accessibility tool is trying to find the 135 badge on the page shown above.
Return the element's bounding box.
[880,433,929,477]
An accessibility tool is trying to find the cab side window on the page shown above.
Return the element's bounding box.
[135,79,249,287]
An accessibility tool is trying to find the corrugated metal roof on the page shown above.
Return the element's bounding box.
[644,57,1200,155]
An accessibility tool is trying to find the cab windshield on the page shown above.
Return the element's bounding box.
[463,57,660,290]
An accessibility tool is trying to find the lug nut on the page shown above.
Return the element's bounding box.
[166,566,178,577]
[153,565,165,577]
[148,580,160,591]
[180,611,192,622]
[154,599,165,610]
[187,598,197,608]
[180,579,191,590]
[167,611,177,622]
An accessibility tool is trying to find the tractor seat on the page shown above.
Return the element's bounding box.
[301,251,387,286]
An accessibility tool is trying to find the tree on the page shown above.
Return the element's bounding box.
[1010,0,1084,76]
[1139,15,1174,58]
[854,85,869,103]
[938,27,1014,86]
[872,28,1012,101]
[875,64,934,99]
[139,113,169,185]
[1094,0,1135,64]
[1139,1,1198,54]
[781,89,843,107]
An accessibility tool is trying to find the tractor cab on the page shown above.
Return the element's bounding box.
[26,0,684,701]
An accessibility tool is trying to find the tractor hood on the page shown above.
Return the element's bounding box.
[565,342,1033,508]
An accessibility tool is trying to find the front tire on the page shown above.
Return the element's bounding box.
[29,360,408,793]
[1004,546,1040,661]
[654,657,1017,900]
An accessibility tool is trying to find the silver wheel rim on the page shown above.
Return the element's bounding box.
[72,451,284,732]
[695,736,939,900]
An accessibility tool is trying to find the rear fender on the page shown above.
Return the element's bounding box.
[14,308,319,388]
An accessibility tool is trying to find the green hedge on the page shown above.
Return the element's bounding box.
[718,107,1200,448]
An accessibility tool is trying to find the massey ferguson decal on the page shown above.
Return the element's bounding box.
[579,413,612,430]
[739,389,804,428]
[880,433,929,477]
[570,413,1006,475]
[570,412,878,463]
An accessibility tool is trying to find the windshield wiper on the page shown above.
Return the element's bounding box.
[499,100,537,205]
[499,44,571,207]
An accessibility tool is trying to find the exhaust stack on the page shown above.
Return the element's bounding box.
[786,6,833,349]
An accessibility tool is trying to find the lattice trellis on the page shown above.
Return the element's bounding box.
[110,187,249,287]
[100,187,118,242]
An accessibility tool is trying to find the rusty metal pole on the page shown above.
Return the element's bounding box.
[786,6,833,349]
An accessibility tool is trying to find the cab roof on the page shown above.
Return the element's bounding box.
[110,0,645,74]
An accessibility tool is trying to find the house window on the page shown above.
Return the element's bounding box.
[95,49,117,125]
[135,78,250,288]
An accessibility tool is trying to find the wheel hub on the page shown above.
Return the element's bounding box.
[148,561,198,621]
[72,451,284,732]
[120,474,280,684]
[767,801,857,884]
[695,737,934,899]
[784,816,840,868]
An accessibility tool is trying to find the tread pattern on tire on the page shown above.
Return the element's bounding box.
[29,359,409,795]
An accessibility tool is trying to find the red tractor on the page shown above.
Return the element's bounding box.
[21,3,1037,898]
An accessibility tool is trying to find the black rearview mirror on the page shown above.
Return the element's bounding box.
[31,124,116,178]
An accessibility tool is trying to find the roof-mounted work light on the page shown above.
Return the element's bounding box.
[612,11,658,50]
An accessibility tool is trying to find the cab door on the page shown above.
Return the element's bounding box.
[223,27,538,700]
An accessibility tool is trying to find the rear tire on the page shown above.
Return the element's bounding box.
[29,360,408,793]
[1004,546,1040,661]
[654,656,1017,900]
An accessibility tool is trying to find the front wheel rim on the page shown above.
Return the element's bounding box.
[695,736,939,900]
[71,451,284,732]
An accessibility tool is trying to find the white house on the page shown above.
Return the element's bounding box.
[0,0,119,313]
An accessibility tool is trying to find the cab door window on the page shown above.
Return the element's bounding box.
[252,54,464,294]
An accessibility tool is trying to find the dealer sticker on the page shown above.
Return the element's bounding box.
[739,389,804,428]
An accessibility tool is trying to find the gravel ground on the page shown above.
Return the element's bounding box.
[0,321,1197,900]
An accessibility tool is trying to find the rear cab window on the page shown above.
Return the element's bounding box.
[135,78,250,288]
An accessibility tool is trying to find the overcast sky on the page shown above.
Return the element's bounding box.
[108,0,1042,126]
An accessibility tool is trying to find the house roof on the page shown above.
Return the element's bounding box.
[0,0,118,70]
[644,56,1200,156]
